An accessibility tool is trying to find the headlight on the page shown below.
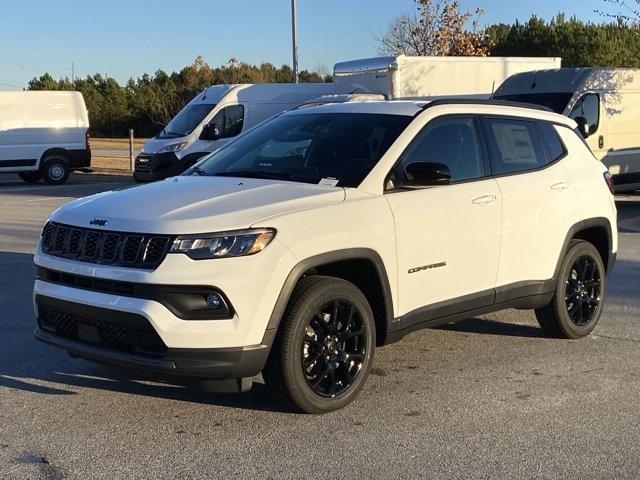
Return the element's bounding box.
[158,142,188,153]
[170,228,276,260]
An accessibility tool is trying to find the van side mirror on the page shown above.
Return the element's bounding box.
[200,123,220,141]
[403,161,452,187]
[574,116,596,138]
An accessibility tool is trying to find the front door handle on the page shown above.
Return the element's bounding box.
[551,181,570,191]
[599,135,605,149]
[472,195,497,205]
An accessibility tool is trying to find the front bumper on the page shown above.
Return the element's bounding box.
[34,294,275,383]
[134,152,183,182]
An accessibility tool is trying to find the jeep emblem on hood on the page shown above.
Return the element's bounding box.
[89,218,108,227]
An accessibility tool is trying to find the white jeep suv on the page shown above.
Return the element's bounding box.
[33,100,617,413]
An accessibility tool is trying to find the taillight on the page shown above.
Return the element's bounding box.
[85,129,91,150]
[604,171,615,195]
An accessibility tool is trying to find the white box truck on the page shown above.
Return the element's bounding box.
[134,83,335,182]
[494,68,640,193]
[0,91,91,185]
[333,55,562,100]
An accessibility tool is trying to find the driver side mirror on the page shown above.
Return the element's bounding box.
[574,116,596,138]
[403,161,452,188]
[200,123,220,141]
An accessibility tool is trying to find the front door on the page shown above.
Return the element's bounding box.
[385,116,502,318]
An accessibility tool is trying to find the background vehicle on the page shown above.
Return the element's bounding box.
[494,68,640,192]
[33,100,617,414]
[332,55,561,99]
[0,91,90,184]
[134,83,335,182]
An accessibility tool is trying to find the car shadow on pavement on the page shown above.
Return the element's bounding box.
[436,318,547,337]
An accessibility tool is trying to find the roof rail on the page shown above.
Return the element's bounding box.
[421,98,553,113]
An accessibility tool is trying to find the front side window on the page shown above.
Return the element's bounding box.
[209,105,245,138]
[393,117,484,184]
[569,93,600,134]
[483,118,547,175]
[159,103,215,138]
[190,112,412,187]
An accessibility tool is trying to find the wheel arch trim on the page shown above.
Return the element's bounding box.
[263,248,395,342]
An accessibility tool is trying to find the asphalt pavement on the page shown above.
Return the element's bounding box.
[1,172,639,479]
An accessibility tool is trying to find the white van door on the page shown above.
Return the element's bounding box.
[600,91,640,190]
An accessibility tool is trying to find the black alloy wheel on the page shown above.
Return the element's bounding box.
[301,300,367,398]
[565,255,602,327]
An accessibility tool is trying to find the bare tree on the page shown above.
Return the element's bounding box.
[377,0,491,56]
[596,0,640,24]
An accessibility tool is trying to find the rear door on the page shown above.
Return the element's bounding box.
[481,116,580,293]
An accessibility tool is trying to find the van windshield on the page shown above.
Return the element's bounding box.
[493,93,574,114]
[188,112,412,187]
[158,103,215,138]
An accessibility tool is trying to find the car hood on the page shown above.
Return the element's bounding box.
[51,176,345,234]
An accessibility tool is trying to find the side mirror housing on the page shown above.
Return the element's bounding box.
[574,116,596,138]
[200,123,220,141]
[403,161,452,187]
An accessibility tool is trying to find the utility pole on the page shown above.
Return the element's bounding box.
[71,62,75,84]
[291,0,299,83]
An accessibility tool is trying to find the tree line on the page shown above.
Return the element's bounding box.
[27,57,331,138]
[27,8,640,138]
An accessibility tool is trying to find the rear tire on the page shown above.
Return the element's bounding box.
[41,156,70,185]
[535,240,605,339]
[263,276,376,414]
[18,172,42,184]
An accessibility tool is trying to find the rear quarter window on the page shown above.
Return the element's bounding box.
[539,122,567,163]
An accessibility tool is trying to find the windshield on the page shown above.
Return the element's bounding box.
[158,103,215,138]
[187,112,412,188]
[493,93,574,114]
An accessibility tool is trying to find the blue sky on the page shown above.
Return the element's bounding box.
[0,0,607,89]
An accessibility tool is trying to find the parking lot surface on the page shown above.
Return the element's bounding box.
[1,173,639,479]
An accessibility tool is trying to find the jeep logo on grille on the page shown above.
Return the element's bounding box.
[89,218,108,227]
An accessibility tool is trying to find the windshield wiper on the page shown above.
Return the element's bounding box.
[214,170,293,181]
[192,166,208,176]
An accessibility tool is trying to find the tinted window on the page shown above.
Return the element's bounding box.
[494,93,573,114]
[483,118,547,175]
[569,93,599,133]
[210,105,245,138]
[395,117,484,183]
[191,113,412,187]
[539,122,566,162]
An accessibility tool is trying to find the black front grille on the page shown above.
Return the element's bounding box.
[38,299,167,357]
[41,222,173,269]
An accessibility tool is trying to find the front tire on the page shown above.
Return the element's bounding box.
[263,276,376,414]
[535,240,605,339]
[41,156,70,185]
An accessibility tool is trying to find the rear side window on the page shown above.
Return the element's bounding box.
[482,118,547,175]
[538,122,566,163]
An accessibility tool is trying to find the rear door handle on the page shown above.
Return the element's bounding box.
[471,195,497,205]
[551,182,570,191]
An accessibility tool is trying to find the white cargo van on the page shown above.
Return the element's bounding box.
[134,83,335,182]
[494,68,640,193]
[0,91,90,184]
[332,55,562,100]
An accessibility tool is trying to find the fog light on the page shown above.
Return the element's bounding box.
[206,293,223,310]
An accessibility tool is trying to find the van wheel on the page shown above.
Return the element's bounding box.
[263,276,376,414]
[18,172,42,184]
[535,240,605,339]
[41,157,70,185]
